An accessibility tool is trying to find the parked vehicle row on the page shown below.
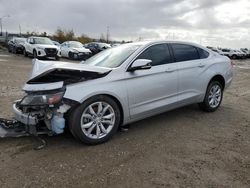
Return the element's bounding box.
[7,36,111,61]
[207,46,250,59]
[7,37,26,54]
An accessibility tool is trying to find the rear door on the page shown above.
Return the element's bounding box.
[170,43,209,104]
[125,43,179,119]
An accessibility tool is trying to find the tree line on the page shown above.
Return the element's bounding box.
[23,27,128,44]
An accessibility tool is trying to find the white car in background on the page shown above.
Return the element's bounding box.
[207,47,224,56]
[60,41,92,60]
[221,48,243,59]
[240,48,250,57]
[23,37,61,60]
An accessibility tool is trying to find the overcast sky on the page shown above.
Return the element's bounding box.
[0,0,250,48]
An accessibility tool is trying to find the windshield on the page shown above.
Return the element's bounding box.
[83,44,141,68]
[15,38,26,44]
[34,38,53,45]
[69,42,83,48]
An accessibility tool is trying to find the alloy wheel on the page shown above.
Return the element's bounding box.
[208,84,222,108]
[80,102,115,139]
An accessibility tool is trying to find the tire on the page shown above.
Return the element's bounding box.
[13,47,17,54]
[69,95,121,144]
[232,55,237,59]
[199,81,223,112]
[68,52,74,59]
[33,50,37,58]
[23,48,28,57]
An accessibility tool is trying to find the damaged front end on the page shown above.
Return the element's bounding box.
[13,87,72,136]
[1,59,111,138]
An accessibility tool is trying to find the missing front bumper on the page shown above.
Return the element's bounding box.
[12,102,38,125]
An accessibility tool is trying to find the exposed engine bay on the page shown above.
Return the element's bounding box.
[0,59,111,147]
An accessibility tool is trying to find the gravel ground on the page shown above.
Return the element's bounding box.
[0,51,249,188]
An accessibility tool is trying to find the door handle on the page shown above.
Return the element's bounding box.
[198,63,205,68]
[165,67,175,73]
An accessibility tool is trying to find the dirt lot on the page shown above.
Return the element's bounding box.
[0,50,249,188]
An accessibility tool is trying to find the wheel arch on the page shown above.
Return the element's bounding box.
[208,74,225,90]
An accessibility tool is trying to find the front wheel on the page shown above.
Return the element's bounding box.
[13,47,17,54]
[68,52,74,59]
[199,81,223,112]
[33,50,37,58]
[69,95,121,144]
[23,48,28,57]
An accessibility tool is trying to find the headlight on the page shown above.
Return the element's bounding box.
[20,92,64,106]
[37,47,44,50]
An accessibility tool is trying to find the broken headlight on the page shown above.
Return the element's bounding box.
[20,92,65,106]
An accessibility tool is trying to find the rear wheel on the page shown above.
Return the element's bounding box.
[232,54,237,59]
[199,81,223,112]
[69,95,121,144]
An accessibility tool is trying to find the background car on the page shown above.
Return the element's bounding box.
[23,37,61,60]
[85,42,111,55]
[8,37,26,54]
[52,40,61,47]
[221,48,242,59]
[240,48,250,58]
[207,46,224,55]
[233,50,245,59]
[60,41,91,60]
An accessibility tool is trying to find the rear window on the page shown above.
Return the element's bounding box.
[197,47,209,59]
[171,44,200,62]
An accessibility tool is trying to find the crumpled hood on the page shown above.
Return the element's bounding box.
[23,59,111,91]
[30,59,111,79]
[72,47,91,53]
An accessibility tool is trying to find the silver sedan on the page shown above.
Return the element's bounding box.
[14,41,233,144]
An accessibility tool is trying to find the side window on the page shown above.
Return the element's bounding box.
[197,47,209,59]
[171,44,199,62]
[136,44,172,66]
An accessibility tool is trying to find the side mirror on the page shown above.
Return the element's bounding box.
[128,59,152,72]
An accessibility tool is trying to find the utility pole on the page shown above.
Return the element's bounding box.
[0,18,2,36]
[0,15,10,36]
[19,24,22,36]
[106,26,110,43]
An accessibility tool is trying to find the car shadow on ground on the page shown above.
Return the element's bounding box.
[0,104,207,151]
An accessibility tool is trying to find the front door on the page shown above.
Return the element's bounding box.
[125,43,179,120]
